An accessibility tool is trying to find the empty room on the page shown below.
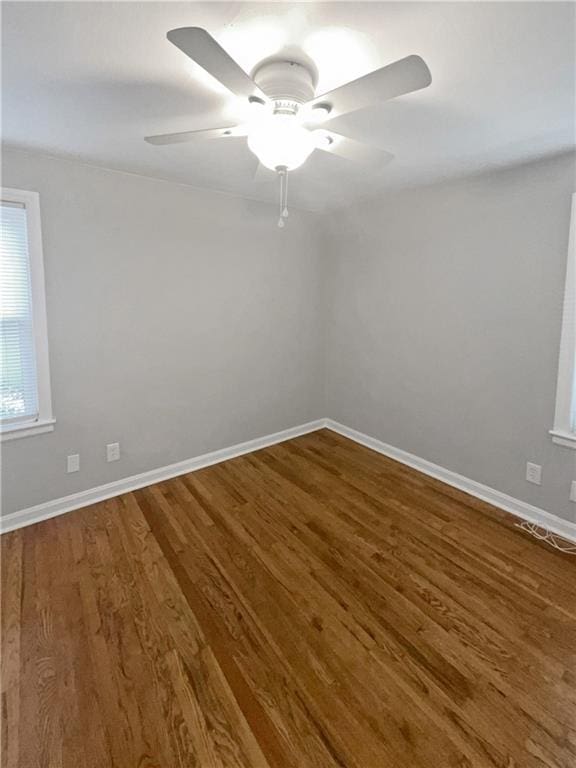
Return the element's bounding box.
[1,1,575,766]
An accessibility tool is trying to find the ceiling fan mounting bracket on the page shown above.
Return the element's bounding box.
[252,60,316,105]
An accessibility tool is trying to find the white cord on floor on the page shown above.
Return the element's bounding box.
[515,521,576,554]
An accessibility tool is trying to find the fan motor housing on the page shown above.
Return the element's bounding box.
[252,60,315,106]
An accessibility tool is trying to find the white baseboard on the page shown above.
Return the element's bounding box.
[325,419,576,544]
[0,419,328,534]
[4,417,575,544]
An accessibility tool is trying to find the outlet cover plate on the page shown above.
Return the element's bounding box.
[67,454,80,473]
[106,442,120,462]
[526,462,542,485]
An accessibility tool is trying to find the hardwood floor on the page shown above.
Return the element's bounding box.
[2,429,575,768]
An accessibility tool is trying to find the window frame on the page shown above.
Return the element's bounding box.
[0,187,54,441]
[550,192,576,449]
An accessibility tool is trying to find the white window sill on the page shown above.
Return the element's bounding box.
[549,428,576,449]
[0,418,55,442]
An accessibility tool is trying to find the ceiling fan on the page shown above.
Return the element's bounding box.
[145,27,432,225]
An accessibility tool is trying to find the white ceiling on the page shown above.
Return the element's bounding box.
[2,1,574,211]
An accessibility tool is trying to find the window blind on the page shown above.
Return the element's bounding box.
[0,200,39,423]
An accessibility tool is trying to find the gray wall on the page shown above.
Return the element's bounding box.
[322,152,576,522]
[3,148,575,523]
[1,150,324,514]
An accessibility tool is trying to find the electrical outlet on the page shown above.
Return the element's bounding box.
[526,462,542,486]
[67,454,80,473]
[570,481,576,503]
[106,442,120,462]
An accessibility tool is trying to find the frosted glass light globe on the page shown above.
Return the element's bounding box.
[247,114,315,171]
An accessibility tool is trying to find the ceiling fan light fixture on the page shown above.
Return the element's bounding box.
[247,114,315,171]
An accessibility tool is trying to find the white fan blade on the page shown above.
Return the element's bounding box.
[145,125,247,145]
[167,27,267,101]
[308,55,431,120]
[314,131,394,166]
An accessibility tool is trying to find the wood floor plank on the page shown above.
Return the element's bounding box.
[2,429,575,767]
[1,528,23,768]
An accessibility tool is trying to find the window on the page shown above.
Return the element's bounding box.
[0,188,53,440]
[551,192,576,448]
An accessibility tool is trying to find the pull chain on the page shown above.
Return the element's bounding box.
[277,166,289,228]
[282,170,289,219]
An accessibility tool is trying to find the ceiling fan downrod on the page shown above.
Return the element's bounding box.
[277,166,289,228]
